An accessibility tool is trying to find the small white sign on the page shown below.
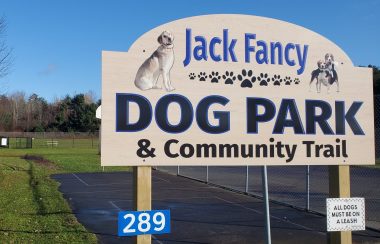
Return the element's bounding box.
[96,105,101,119]
[326,198,365,232]
[1,138,8,146]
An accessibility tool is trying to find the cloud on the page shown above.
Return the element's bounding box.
[38,63,57,76]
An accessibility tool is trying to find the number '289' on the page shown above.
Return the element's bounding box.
[118,210,170,236]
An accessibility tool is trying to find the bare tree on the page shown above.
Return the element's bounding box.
[84,90,98,105]
[0,17,12,79]
[10,91,26,131]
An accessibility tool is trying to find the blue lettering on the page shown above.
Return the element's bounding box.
[183,28,192,66]
[256,40,268,64]
[245,33,256,63]
[210,37,222,62]
[223,29,237,62]
[270,42,283,65]
[285,43,296,66]
[193,36,208,61]
[296,44,308,75]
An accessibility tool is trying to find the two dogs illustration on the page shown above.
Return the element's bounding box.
[310,53,339,93]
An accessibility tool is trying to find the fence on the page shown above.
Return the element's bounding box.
[157,95,380,231]
[157,165,380,229]
[0,132,99,149]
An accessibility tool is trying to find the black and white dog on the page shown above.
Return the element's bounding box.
[325,53,338,83]
[309,53,339,93]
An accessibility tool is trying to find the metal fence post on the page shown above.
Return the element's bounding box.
[177,165,180,176]
[306,165,310,211]
[245,165,249,193]
[262,166,271,244]
[206,166,209,183]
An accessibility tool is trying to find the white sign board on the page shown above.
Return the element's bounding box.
[326,197,365,232]
[1,138,8,146]
[96,105,101,119]
[102,14,374,166]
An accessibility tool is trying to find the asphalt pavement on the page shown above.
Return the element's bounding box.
[52,170,380,243]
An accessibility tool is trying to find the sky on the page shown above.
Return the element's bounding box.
[0,0,379,102]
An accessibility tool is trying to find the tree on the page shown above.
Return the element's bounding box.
[9,91,26,131]
[0,17,12,79]
[68,94,99,132]
[370,65,380,94]
[0,94,12,130]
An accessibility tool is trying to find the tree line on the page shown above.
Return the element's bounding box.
[0,65,378,133]
[0,92,100,132]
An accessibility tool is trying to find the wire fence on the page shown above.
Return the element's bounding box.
[157,165,380,230]
[0,132,99,149]
[157,95,380,231]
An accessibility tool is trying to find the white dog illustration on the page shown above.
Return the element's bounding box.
[134,31,175,91]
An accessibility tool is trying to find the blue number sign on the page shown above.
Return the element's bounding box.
[118,210,170,236]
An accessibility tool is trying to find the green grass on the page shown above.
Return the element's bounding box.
[0,141,130,243]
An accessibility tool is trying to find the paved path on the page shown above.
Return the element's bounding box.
[53,170,380,243]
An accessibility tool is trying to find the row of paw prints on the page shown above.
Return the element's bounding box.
[188,69,300,88]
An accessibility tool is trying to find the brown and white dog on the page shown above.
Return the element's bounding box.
[134,31,175,91]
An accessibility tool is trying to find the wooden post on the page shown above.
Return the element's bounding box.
[133,166,152,244]
[328,165,352,244]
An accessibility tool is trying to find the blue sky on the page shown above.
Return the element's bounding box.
[1,0,378,101]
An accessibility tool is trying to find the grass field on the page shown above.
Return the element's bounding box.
[0,139,130,243]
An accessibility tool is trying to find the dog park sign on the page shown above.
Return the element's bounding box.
[101,14,375,166]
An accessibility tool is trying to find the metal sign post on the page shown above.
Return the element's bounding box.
[262,166,271,244]
[245,165,249,193]
[206,165,209,183]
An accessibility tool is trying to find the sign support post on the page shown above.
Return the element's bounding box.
[133,166,152,244]
[328,165,352,244]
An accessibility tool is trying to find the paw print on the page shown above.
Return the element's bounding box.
[284,76,292,85]
[198,72,207,81]
[257,73,270,86]
[238,69,256,88]
[222,71,236,85]
[209,71,221,83]
[272,75,282,86]
[294,78,300,85]
[189,73,196,80]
